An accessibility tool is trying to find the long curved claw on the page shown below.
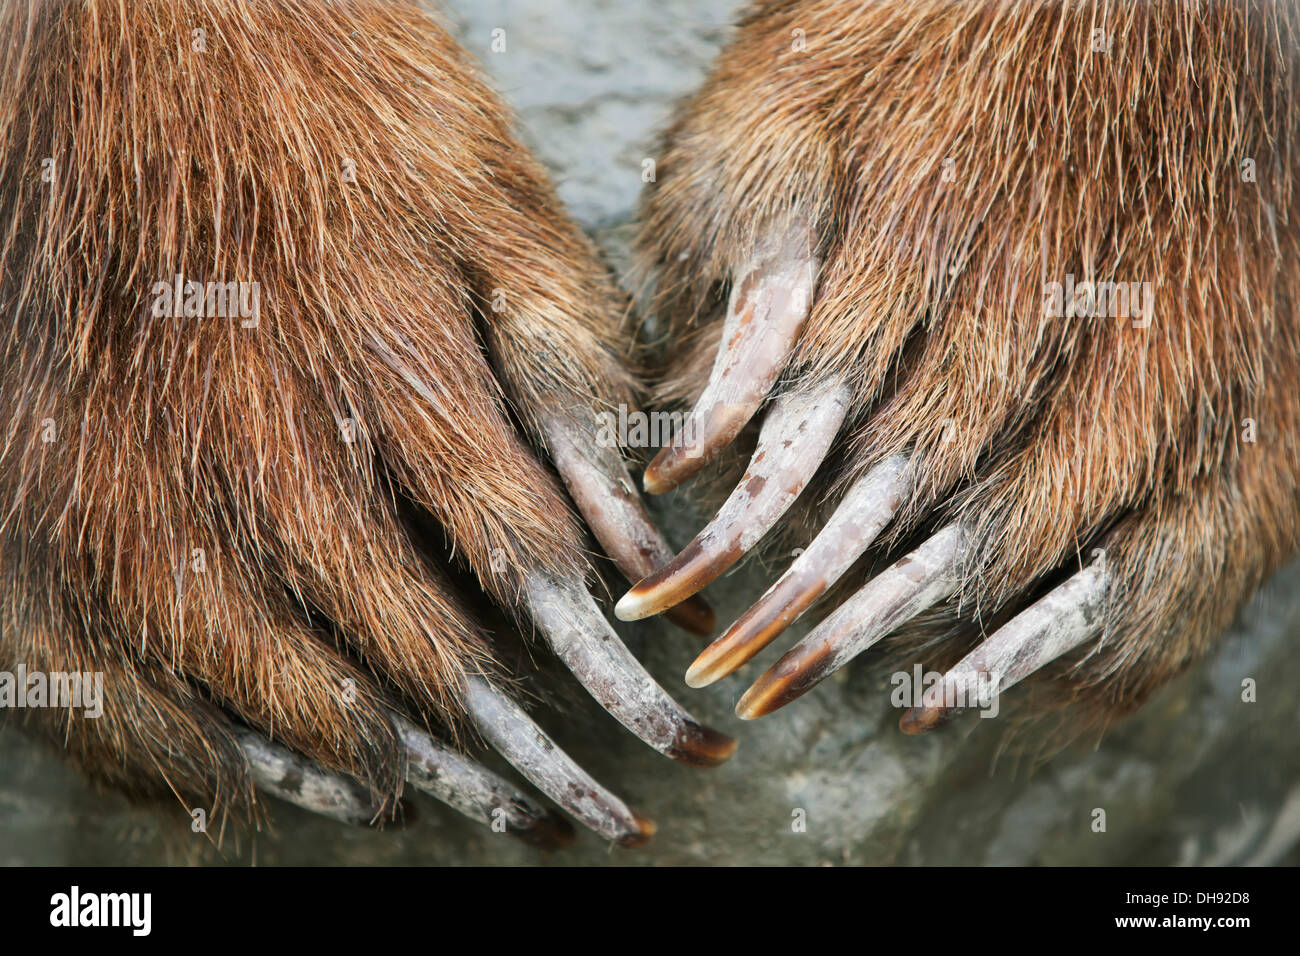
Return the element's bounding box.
[617,380,851,622]
[461,676,655,846]
[393,715,574,848]
[643,221,819,494]
[900,561,1109,734]
[237,732,395,827]
[541,412,715,636]
[736,524,971,719]
[524,573,737,767]
[687,455,912,687]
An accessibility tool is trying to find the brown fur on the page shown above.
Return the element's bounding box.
[0,0,639,821]
[637,0,1300,720]
[4,0,1298,834]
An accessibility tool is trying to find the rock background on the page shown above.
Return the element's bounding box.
[2,0,1298,866]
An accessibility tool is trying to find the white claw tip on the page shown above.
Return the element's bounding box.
[614,591,651,621]
[682,663,713,689]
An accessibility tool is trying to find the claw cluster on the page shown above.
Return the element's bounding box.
[3,0,1298,851]
[630,0,1300,726]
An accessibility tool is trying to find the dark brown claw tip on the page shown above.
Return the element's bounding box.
[616,538,737,622]
[642,404,750,495]
[899,705,957,735]
[536,413,717,637]
[642,222,820,496]
[515,810,578,850]
[622,382,851,624]
[664,593,717,636]
[615,812,659,848]
[686,578,809,688]
[735,642,834,720]
[642,443,690,496]
[666,721,739,768]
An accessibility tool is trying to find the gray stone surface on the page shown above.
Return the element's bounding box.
[2,0,1298,866]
